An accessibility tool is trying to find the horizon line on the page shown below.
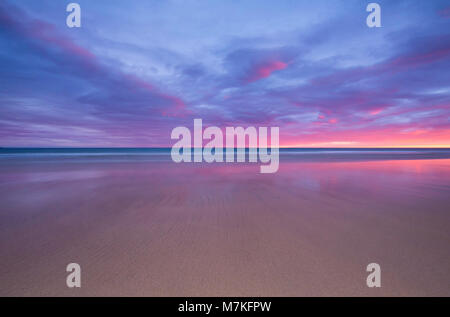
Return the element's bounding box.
[1,146,450,150]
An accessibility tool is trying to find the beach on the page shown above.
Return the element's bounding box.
[0,149,449,296]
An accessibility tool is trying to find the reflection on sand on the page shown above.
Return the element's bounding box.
[0,150,449,296]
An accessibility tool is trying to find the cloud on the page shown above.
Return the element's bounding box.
[0,0,449,147]
[245,60,288,83]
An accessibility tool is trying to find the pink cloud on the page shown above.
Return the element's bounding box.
[0,4,189,118]
[245,60,287,83]
[0,5,95,63]
[328,118,338,124]
[369,108,384,115]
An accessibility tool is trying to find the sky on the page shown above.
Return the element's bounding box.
[0,0,449,147]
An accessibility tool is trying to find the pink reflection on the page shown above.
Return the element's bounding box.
[1,155,450,296]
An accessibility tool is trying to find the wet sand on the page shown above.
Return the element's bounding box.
[0,151,449,296]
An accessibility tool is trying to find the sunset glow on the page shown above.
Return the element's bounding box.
[0,0,449,148]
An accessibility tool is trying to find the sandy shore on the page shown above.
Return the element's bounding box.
[0,153,449,296]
